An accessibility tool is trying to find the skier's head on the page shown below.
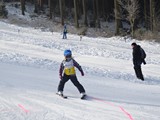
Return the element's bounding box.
[131,42,137,48]
[64,49,72,58]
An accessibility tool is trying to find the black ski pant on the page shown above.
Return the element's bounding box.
[134,65,144,80]
[58,74,85,93]
[63,33,67,39]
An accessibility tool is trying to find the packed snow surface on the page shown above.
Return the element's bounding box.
[0,21,160,120]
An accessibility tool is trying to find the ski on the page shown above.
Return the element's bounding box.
[81,94,87,100]
[61,95,67,99]
[56,93,88,99]
[56,93,68,99]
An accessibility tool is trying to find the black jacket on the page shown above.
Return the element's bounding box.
[132,45,143,66]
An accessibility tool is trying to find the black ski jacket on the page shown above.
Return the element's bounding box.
[132,45,143,66]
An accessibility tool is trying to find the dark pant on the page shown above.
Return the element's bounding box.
[58,74,85,93]
[63,33,67,39]
[134,65,144,80]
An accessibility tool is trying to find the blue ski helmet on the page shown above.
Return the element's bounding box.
[64,49,72,57]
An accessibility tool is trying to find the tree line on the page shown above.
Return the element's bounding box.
[1,0,160,38]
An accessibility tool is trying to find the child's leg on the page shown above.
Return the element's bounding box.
[58,74,69,92]
[70,75,85,93]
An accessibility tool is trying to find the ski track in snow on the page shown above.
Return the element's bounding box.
[0,21,160,120]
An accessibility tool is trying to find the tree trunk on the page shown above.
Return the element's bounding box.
[150,0,155,32]
[95,0,100,28]
[82,0,88,26]
[49,0,53,19]
[144,0,148,29]
[39,0,43,10]
[102,0,106,21]
[74,0,79,28]
[152,0,155,32]
[114,0,120,35]
[77,0,82,19]
[59,0,64,25]
[93,0,96,28]
[20,0,25,15]
[34,0,38,13]
[130,19,135,37]
[150,0,153,31]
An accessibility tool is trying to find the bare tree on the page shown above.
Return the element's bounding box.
[119,0,140,37]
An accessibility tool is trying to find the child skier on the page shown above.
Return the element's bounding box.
[57,50,86,99]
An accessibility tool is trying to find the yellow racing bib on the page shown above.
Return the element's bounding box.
[64,67,75,75]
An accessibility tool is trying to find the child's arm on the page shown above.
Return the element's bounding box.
[73,59,84,76]
[59,61,64,80]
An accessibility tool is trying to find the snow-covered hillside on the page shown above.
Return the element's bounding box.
[0,21,160,120]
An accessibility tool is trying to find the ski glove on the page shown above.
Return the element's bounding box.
[81,71,84,76]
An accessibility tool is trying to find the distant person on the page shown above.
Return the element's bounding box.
[57,49,86,99]
[131,42,146,81]
[62,24,67,39]
[80,35,83,41]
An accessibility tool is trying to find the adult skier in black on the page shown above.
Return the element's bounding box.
[131,42,146,81]
[57,49,86,99]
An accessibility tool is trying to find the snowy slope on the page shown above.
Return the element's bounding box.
[0,21,160,120]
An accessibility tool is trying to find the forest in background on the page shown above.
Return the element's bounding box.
[1,0,160,40]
